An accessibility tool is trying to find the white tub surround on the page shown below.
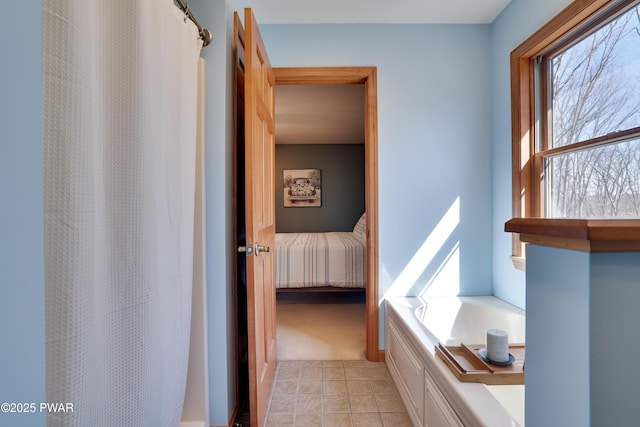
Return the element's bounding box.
[506,218,640,427]
[385,296,525,427]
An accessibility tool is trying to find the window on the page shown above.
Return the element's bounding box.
[510,0,640,265]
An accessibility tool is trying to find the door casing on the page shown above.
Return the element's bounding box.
[274,67,380,361]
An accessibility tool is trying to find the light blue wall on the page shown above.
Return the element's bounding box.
[0,3,46,427]
[260,23,494,352]
[526,247,640,425]
[261,24,494,304]
[490,0,573,309]
[526,245,591,426]
[489,0,571,308]
[189,1,248,425]
[6,2,636,426]
[590,252,640,426]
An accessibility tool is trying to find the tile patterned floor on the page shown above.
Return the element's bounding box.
[265,360,413,427]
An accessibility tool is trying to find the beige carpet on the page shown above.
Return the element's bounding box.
[276,292,366,360]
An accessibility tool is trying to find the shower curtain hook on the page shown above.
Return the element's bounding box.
[183,3,189,23]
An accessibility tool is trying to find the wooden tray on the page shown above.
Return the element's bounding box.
[435,343,525,385]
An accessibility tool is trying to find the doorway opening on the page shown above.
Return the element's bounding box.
[273,67,380,362]
[274,82,367,360]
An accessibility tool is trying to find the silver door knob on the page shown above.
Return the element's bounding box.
[255,243,270,254]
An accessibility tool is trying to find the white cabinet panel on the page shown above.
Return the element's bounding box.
[425,372,463,427]
[387,319,424,426]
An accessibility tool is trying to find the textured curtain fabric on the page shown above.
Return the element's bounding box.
[43,1,202,425]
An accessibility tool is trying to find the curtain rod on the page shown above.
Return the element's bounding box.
[175,0,213,47]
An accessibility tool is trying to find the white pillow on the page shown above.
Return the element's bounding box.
[353,213,366,239]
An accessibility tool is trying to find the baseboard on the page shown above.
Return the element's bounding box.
[179,422,206,427]
[378,349,385,362]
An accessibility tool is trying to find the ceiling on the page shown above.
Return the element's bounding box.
[275,84,365,145]
[248,0,512,24]
[267,0,513,145]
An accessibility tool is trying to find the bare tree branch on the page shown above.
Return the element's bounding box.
[547,6,640,218]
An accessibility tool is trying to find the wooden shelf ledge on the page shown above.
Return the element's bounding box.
[505,218,640,252]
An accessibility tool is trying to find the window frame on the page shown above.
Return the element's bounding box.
[510,0,639,270]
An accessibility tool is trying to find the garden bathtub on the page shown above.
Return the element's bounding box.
[385,296,525,426]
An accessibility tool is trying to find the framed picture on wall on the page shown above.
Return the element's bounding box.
[283,169,322,207]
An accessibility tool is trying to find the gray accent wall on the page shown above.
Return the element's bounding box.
[276,144,365,232]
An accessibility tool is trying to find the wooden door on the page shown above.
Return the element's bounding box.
[235,8,277,427]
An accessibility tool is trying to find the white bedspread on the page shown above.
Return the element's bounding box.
[276,232,366,289]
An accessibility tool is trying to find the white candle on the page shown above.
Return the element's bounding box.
[486,328,509,363]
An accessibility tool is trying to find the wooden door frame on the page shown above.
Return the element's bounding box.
[273,67,381,361]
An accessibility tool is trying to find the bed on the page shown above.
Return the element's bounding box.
[275,213,366,289]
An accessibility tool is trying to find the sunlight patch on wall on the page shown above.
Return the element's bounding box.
[383,197,460,301]
[420,241,460,296]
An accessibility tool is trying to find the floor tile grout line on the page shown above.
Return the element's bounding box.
[265,360,412,427]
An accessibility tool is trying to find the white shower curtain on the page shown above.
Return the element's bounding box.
[43,1,203,426]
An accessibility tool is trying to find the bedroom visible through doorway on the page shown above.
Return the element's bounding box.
[274,82,367,360]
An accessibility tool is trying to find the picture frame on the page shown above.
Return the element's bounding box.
[283,169,322,207]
